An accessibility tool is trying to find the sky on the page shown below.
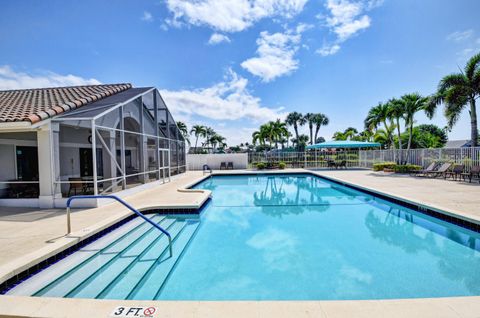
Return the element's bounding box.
[0,0,479,146]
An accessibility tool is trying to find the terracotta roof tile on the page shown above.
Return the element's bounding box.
[0,83,132,123]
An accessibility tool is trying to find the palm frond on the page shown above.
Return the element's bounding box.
[465,52,480,80]
[438,74,467,93]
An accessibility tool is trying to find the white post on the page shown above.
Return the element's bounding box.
[91,120,98,195]
[37,123,59,208]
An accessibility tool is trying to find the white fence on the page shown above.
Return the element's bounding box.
[358,147,480,171]
[246,147,480,172]
[187,153,248,170]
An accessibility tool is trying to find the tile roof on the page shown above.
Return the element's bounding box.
[0,83,132,124]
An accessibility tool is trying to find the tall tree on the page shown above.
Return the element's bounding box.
[176,121,189,144]
[400,93,430,154]
[427,53,480,147]
[285,112,306,148]
[204,127,216,152]
[313,113,329,145]
[190,125,206,153]
[305,113,315,145]
[364,102,395,149]
[388,98,406,152]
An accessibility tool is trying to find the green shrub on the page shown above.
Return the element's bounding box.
[372,162,396,171]
[278,162,286,169]
[256,162,266,170]
[393,164,422,173]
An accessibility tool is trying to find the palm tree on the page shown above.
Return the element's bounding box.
[313,113,329,145]
[428,53,480,147]
[252,126,268,146]
[190,125,206,154]
[305,113,315,145]
[291,134,309,151]
[364,102,395,149]
[388,98,406,152]
[271,119,289,148]
[332,127,358,141]
[204,127,216,152]
[400,93,429,154]
[209,134,226,152]
[176,121,190,144]
[373,121,396,149]
[285,112,306,148]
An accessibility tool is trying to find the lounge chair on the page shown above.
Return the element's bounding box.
[227,162,234,170]
[444,164,464,181]
[327,159,336,169]
[337,160,347,169]
[411,162,436,176]
[424,162,452,178]
[220,162,227,170]
[461,165,480,183]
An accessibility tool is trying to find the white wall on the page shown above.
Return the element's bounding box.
[0,144,16,197]
[187,153,248,170]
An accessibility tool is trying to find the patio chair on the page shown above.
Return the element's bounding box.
[327,159,337,169]
[444,164,464,181]
[411,161,437,176]
[424,162,452,178]
[220,162,227,170]
[461,165,480,183]
[337,160,347,169]
[227,162,234,170]
[67,177,84,196]
[203,164,212,174]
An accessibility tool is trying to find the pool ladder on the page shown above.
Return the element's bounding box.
[65,195,173,257]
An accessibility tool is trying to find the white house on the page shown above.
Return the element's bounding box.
[0,84,186,208]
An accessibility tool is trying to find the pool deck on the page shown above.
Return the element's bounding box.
[0,168,479,318]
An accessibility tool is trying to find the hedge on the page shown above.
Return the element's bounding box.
[373,162,396,171]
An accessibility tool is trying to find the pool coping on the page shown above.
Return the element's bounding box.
[1,169,480,318]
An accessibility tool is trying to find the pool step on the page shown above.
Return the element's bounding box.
[65,218,179,299]
[7,214,200,300]
[97,220,190,300]
[7,214,163,297]
[33,215,169,298]
[129,220,200,300]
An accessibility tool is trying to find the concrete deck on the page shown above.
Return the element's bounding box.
[312,169,480,223]
[0,169,479,318]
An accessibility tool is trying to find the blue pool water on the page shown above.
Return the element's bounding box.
[7,174,480,300]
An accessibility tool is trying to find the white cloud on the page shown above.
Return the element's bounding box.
[141,11,154,22]
[0,65,101,90]
[446,29,474,42]
[325,0,371,41]
[165,0,308,32]
[241,28,303,82]
[316,43,340,56]
[317,0,381,56]
[160,69,287,123]
[208,33,231,45]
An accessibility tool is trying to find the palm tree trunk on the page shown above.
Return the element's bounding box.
[406,122,413,163]
[294,124,299,149]
[314,126,320,144]
[309,123,313,145]
[396,118,403,164]
[194,136,199,154]
[470,98,478,147]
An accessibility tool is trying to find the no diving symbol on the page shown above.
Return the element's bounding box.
[143,307,156,317]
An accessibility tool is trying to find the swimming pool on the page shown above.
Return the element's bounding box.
[6,173,480,300]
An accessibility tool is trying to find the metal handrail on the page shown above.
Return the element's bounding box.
[66,195,172,257]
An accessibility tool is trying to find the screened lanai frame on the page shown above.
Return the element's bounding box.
[51,87,186,197]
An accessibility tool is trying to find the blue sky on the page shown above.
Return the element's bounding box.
[0,0,479,145]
